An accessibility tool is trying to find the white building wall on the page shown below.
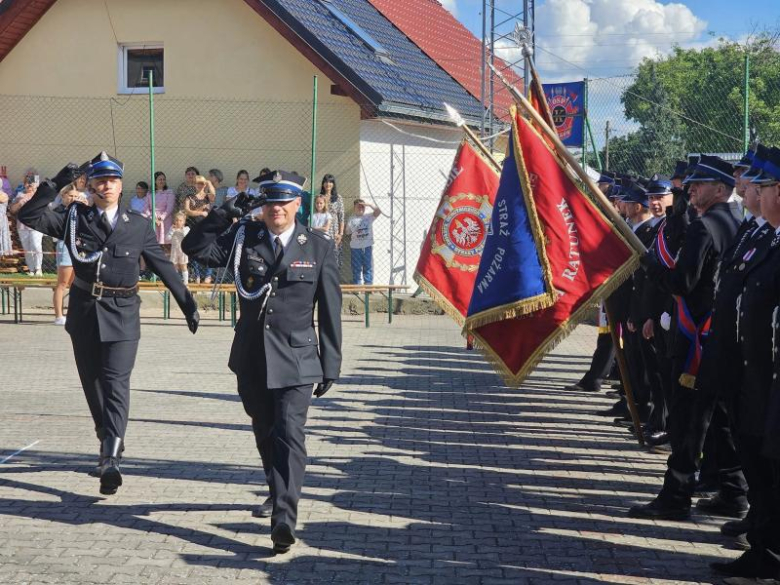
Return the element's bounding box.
[357,119,462,286]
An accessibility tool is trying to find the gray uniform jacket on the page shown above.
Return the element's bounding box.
[17,182,196,342]
[182,210,342,389]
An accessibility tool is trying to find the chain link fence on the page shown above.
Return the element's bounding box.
[0,94,461,285]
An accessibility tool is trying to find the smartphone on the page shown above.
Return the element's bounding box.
[33,175,40,184]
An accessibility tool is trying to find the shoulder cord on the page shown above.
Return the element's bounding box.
[67,204,104,284]
[233,224,272,314]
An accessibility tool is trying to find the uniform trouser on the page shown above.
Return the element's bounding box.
[579,332,615,391]
[623,330,651,419]
[646,330,672,432]
[70,332,138,440]
[237,374,313,531]
[737,433,780,577]
[659,375,746,507]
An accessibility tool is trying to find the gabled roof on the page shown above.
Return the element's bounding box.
[252,0,487,124]
[0,0,58,63]
[368,0,522,120]
[0,0,488,125]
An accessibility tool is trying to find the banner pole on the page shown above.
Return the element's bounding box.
[488,63,646,255]
[443,103,501,173]
[605,300,645,447]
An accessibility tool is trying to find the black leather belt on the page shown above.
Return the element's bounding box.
[73,277,138,299]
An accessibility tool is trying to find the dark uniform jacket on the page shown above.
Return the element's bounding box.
[182,210,342,389]
[646,201,739,358]
[697,220,771,396]
[736,228,780,436]
[611,218,657,324]
[17,183,196,342]
[628,218,663,325]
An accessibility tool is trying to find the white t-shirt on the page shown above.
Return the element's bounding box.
[311,211,331,230]
[347,214,376,249]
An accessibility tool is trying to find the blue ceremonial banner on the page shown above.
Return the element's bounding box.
[465,128,555,327]
[543,81,584,147]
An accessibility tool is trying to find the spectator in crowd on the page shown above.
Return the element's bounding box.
[0,185,11,257]
[129,181,149,214]
[209,169,229,207]
[147,171,176,249]
[51,184,90,325]
[321,174,345,268]
[346,199,381,285]
[227,169,257,200]
[184,175,215,283]
[311,195,332,233]
[9,175,44,275]
[168,212,190,286]
[15,167,37,195]
[175,166,199,211]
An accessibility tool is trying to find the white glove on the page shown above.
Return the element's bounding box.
[660,312,672,331]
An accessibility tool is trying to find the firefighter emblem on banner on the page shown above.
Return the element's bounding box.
[430,193,493,271]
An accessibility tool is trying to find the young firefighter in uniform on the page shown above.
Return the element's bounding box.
[182,170,342,554]
[17,154,200,495]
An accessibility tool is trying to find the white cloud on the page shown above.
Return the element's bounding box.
[440,0,458,17]
[532,0,708,80]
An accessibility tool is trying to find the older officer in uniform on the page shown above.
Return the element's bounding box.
[17,154,199,495]
[711,146,780,581]
[630,155,741,520]
[182,170,342,555]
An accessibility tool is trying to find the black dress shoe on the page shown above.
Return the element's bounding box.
[732,533,751,551]
[252,496,273,519]
[597,401,628,417]
[711,551,766,578]
[99,437,123,496]
[271,522,296,554]
[628,498,690,520]
[722,517,751,537]
[605,390,621,399]
[697,494,749,518]
[645,431,669,447]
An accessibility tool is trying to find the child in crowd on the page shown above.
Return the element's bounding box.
[346,199,381,285]
[168,212,190,285]
[311,195,332,233]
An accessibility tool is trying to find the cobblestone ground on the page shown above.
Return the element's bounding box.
[0,309,739,584]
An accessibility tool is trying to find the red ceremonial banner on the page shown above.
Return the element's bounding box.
[468,108,639,385]
[414,139,501,325]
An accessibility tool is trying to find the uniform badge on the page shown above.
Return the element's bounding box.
[87,210,95,221]
[273,172,282,183]
[257,229,265,240]
[122,213,129,223]
[297,234,308,245]
[739,263,746,271]
[743,248,756,262]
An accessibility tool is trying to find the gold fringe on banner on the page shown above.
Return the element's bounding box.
[467,255,639,387]
[412,272,467,327]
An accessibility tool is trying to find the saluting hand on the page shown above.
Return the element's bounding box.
[52,163,81,191]
[314,379,335,398]
[186,310,200,334]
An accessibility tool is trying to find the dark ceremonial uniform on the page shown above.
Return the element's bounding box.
[570,302,614,392]
[648,201,740,508]
[17,155,198,495]
[182,171,342,552]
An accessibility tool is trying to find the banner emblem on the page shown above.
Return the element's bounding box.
[431,193,493,271]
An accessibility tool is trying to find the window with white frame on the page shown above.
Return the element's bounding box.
[118,44,164,93]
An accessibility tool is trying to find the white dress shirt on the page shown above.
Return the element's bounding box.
[271,223,296,253]
[98,205,120,230]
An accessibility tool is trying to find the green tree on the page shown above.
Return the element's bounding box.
[622,33,780,154]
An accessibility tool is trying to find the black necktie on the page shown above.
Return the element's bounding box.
[274,236,284,264]
[100,212,113,234]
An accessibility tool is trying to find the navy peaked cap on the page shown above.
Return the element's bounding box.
[683,155,736,188]
[86,151,123,179]
[254,170,306,202]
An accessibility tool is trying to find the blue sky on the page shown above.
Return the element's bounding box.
[444,0,780,80]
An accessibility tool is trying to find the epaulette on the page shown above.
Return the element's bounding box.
[306,226,331,241]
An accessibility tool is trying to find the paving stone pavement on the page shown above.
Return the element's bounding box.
[0,309,740,584]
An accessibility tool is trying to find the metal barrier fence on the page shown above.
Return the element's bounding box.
[0,94,464,286]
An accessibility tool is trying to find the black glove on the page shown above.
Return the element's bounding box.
[314,379,335,398]
[186,310,200,334]
[220,192,252,220]
[671,187,689,217]
[51,163,81,191]
[639,251,659,272]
